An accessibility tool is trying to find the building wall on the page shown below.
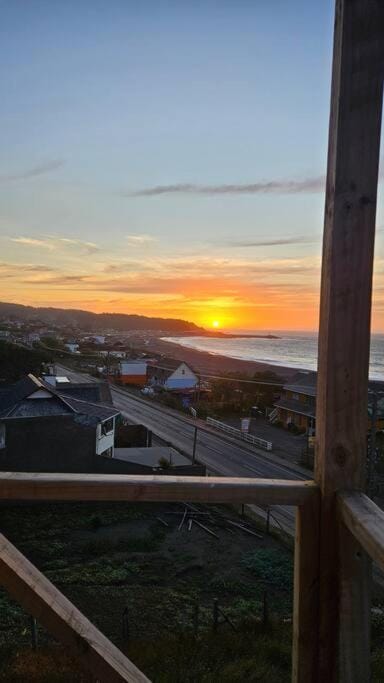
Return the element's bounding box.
[120,361,147,386]
[120,374,147,386]
[0,415,97,472]
[165,363,198,390]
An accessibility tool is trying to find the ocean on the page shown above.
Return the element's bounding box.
[163,332,384,380]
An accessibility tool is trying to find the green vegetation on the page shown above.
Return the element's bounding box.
[1,501,383,681]
[0,341,51,382]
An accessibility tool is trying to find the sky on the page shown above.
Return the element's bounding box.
[0,0,383,332]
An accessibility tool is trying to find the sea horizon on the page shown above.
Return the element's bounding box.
[163,331,384,381]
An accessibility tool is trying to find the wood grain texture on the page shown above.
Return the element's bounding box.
[292,492,320,683]
[338,517,371,683]
[315,0,384,679]
[0,472,317,506]
[339,491,384,572]
[0,532,149,683]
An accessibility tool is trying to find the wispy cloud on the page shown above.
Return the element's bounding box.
[54,237,100,254]
[9,235,100,254]
[125,176,326,197]
[0,159,65,183]
[126,234,156,245]
[10,237,55,250]
[225,235,320,247]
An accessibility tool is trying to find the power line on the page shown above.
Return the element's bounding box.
[147,363,285,387]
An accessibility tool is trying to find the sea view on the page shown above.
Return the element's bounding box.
[164,332,384,380]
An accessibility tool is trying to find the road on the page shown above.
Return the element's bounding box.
[56,364,309,534]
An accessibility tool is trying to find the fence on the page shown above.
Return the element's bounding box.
[206,417,273,451]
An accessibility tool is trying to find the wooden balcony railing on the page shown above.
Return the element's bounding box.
[0,0,382,680]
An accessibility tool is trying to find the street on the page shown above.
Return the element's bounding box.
[56,364,309,534]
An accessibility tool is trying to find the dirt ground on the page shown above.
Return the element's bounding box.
[0,501,293,676]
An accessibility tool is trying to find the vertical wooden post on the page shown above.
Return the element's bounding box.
[315,1,383,680]
[292,493,320,683]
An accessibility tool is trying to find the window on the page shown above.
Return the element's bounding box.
[101,418,114,435]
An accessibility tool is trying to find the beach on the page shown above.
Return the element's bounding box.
[145,336,300,379]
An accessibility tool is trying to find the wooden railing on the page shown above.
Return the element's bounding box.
[1,475,384,682]
[0,0,382,680]
[0,473,320,683]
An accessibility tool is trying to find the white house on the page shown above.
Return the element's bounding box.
[65,342,79,353]
[147,361,198,390]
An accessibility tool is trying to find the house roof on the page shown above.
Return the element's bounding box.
[274,397,316,419]
[0,374,119,422]
[284,371,317,397]
[284,371,384,401]
[147,359,198,378]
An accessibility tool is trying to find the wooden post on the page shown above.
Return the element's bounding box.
[315,1,383,680]
[292,494,320,683]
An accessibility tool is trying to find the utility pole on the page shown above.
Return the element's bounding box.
[190,406,198,464]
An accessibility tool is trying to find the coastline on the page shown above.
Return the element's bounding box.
[145,336,301,380]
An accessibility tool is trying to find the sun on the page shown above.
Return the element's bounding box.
[212,320,220,328]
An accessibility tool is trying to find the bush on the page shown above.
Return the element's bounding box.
[242,548,293,589]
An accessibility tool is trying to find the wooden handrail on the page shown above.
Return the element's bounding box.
[0,472,318,505]
[338,491,384,573]
[0,531,150,682]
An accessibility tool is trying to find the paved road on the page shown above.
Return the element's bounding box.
[56,365,309,534]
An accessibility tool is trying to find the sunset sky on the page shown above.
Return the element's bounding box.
[1,1,383,331]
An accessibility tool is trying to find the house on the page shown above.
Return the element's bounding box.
[65,342,79,353]
[0,374,120,470]
[91,335,105,345]
[42,374,113,404]
[273,371,384,434]
[119,360,147,386]
[147,360,198,390]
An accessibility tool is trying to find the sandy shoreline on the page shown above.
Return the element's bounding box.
[145,337,300,380]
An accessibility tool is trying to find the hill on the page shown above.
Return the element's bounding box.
[0,302,205,334]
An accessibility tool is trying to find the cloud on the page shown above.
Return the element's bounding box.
[225,235,320,247]
[125,176,326,197]
[0,159,65,183]
[55,238,100,254]
[9,235,100,254]
[126,234,156,245]
[9,237,55,250]
[21,274,89,285]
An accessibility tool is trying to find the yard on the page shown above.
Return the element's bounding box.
[1,500,383,682]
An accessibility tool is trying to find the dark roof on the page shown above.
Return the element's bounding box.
[284,372,384,400]
[284,371,317,397]
[59,395,119,420]
[0,375,41,412]
[0,374,119,422]
[6,397,72,418]
[56,384,106,403]
[274,398,316,418]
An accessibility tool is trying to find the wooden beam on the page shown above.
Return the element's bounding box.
[339,491,384,572]
[0,473,317,506]
[338,509,371,683]
[0,532,149,683]
[315,1,383,680]
[292,492,320,683]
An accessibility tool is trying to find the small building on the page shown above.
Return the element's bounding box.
[273,371,384,434]
[92,335,105,345]
[65,342,79,353]
[0,374,120,469]
[147,361,198,391]
[119,360,147,386]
